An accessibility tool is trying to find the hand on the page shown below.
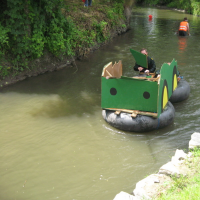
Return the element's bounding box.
[145,70,149,73]
[138,67,143,71]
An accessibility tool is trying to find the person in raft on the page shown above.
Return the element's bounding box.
[178,17,190,36]
[134,48,156,74]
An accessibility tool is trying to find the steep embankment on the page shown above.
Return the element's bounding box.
[0,1,132,88]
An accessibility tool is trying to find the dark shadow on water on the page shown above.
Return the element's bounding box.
[0,60,102,117]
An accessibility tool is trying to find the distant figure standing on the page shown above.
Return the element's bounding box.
[84,0,92,7]
[178,17,190,36]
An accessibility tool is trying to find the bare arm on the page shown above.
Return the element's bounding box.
[187,23,190,35]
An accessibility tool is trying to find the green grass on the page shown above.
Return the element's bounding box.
[155,148,200,200]
[157,176,200,199]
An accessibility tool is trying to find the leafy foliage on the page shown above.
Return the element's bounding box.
[136,0,200,15]
[93,20,109,42]
[0,0,127,78]
[191,0,200,15]
[0,0,76,75]
[0,23,9,57]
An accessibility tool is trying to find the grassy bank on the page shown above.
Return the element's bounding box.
[155,148,200,200]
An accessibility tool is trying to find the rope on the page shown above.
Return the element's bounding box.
[157,117,160,129]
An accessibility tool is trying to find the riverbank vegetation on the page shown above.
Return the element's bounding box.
[137,0,200,16]
[0,0,199,85]
[0,0,133,82]
[155,148,200,200]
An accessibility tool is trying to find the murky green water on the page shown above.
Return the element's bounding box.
[1,7,200,200]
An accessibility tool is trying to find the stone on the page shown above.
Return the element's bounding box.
[113,191,137,200]
[159,161,180,176]
[171,149,188,166]
[189,132,200,149]
[187,152,193,157]
[133,174,171,199]
[159,159,190,177]
[174,149,187,160]
[171,156,183,165]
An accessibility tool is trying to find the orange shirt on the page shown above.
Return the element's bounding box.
[179,21,188,31]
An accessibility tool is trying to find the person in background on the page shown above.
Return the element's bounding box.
[134,48,156,74]
[84,0,92,7]
[178,17,190,36]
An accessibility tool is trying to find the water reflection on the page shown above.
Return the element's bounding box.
[177,35,188,66]
[178,36,187,52]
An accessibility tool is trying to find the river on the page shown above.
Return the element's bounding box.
[0,7,200,200]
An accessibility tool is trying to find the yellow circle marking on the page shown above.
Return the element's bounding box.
[163,86,168,109]
[173,74,177,91]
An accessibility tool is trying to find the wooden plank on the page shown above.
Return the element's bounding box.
[107,108,158,118]
[152,77,160,82]
[105,76,117,79]
[139,72,156,75]
[106,70,112,77]
[107,61,115,76]
[102,62,112,77]
[135,76,150,79]
[115,111,121,115]
[133,76,160,82]
[131,113,137,118]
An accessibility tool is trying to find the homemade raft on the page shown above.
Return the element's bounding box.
[101,49,182,132]
[169,78,190,103]
[102,101,175,132]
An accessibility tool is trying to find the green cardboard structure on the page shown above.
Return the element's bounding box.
[130,48,148,69]
[101,57,178,118]
[102,76,158,112]
[157,59,178,116]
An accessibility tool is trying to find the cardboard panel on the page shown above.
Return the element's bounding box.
[157,59,178,116]
[102,62,112,77]
[113,60,122,78]
[130,49,148,68]
[101,76,158,113]
[102,61,122,78]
